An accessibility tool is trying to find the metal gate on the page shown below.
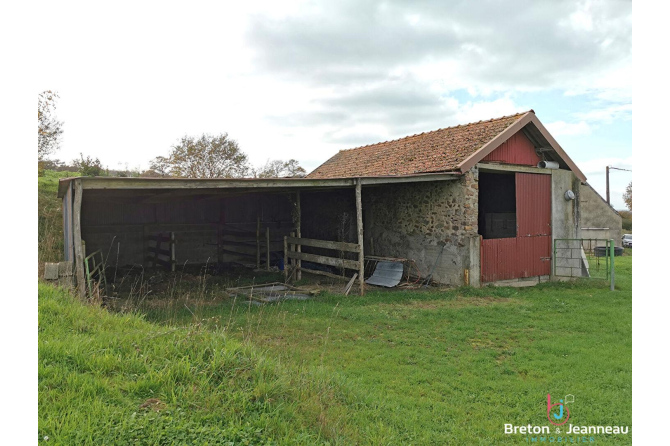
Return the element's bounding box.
[553,238,614,281]
[481,173,552,282]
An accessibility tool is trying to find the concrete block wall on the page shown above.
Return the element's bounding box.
[579,182,623,246]
[553,238,588,278]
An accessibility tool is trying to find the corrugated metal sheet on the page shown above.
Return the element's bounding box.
[366,261,404,287]
[482,131,541,166]
[481,173,552,282]
[516,173,551,236]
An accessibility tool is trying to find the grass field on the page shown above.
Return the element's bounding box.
[39,283,362,444]
[126,257,632,444]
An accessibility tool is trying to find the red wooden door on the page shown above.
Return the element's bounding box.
[481,173,552,282]
[515,173,552,278]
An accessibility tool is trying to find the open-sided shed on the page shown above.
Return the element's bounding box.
[58,173,459,298]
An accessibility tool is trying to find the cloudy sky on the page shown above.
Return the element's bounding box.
[38,0,631,208]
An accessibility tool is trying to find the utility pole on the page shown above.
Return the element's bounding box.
[605,166,632,205]
[606,166,610,204]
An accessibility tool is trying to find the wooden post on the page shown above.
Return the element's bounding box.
[283,236,288,282]
[290,231,295,272]
[72,179,86,299]
[142,225,147,268]
[256,216,261,269]
[62,185,74,262]
[355,179,365,296]
[266,226,270,271]
[170,232,176,272]
[217,225,223,265]
[296,191,302,281]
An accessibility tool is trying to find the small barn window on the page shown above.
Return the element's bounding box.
[478,172,517,239]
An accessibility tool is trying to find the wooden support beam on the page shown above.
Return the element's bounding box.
[343,273,358,296]
[285,237,360,253]
[296,191,302,281]
[283,236,289,282]
[290,231,295,273]
[286,250,360,271]
[217,225,224,265]
[170,232,176,272]
[256,216,261,269]
[355,179,365,296]
[266,226,270,271]
[301,267,352,282]
[73,179,86,299]
[62,184,74,262]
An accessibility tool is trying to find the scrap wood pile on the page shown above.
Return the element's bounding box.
[226,282,321,303]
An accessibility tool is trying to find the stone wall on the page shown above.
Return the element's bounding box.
[363,168,480,286]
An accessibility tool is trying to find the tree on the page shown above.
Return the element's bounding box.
[38,91,64,160]
[254,159,306,178]
[73,153,105,176]
[619,210,632,231]
[623,182,632,211]
[151,134,250,178]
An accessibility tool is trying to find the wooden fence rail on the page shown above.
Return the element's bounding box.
[284,235,363,294]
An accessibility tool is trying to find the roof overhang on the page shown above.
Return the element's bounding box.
[457,111,587,182]
[57,172,461,198]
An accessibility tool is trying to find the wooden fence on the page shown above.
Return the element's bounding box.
[284,235,363,295]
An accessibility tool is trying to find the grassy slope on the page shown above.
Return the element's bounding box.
[140,259,632,444]
[38,283,365,445]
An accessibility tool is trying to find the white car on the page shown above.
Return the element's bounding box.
[622,234,632,248]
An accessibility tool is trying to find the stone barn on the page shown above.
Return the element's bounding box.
[59,110,590,297]
[306,110,587,285]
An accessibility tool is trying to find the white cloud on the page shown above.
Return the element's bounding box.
[563,0,594,32]
[455,97,524,124]
[576,103,632,124]
[32,0,630,176]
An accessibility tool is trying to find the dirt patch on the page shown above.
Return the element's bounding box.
[110,296,231,312]
[139,398,166,412]
[448,296,521,308]
[377,296,521,311]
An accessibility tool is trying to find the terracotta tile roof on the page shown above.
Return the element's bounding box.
[308,111,531,178]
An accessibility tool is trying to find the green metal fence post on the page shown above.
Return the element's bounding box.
[609,239,615,291]
[553,239,557,277]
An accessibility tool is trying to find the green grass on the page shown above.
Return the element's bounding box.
[133,257,632,444]
[38,283,372,445]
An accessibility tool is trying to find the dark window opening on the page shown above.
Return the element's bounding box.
[478,172,517,239]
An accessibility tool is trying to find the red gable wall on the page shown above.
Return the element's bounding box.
[482,131,540,166]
